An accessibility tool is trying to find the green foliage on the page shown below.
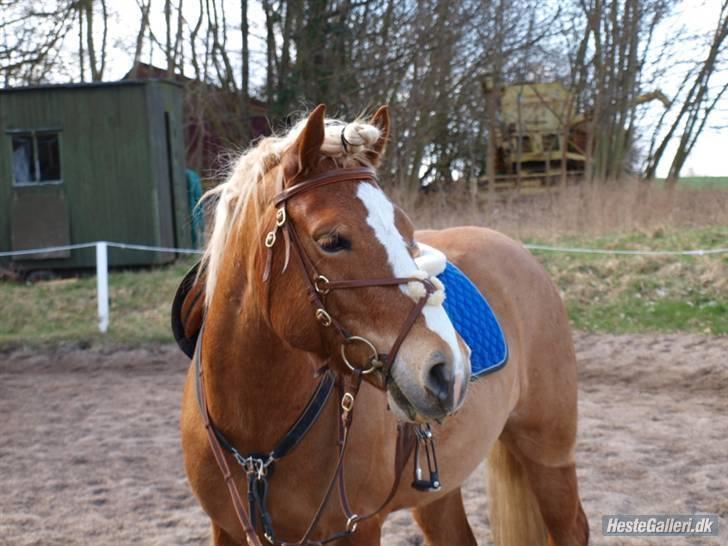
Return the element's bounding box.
[657,177,728,190]
[529,226,727,335]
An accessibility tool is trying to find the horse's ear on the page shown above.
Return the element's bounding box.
[294,104,326,177]
[367,105,391,166]
[171,262,206,358]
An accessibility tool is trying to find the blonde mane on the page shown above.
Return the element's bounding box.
[201,114,382,305]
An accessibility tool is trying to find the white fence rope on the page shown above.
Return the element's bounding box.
[523,244,728,256]
[0,241,97,257]
[0,241,203,257]
[1,241,202,332]
[1,240,726,333]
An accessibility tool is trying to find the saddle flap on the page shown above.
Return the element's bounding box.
[171,261,205,358]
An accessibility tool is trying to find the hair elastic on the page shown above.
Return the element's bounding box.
[340,126,351,153]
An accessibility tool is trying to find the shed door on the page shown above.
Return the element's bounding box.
[8,130,70,260]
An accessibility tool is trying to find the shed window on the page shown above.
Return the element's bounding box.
[10,131,61,185]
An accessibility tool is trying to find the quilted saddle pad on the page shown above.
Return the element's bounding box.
[416,244,508,379]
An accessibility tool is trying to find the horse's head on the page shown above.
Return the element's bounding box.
[205,105,471,422]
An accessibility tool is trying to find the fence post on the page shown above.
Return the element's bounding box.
[96,241,109,333]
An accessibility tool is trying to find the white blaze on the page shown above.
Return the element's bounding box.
[355,182,466,394]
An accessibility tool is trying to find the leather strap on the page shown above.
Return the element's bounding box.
[271,371,336,460]
[196,330,416,545]
[194,331,262,546]
[197,165,437,544]
[273,167,377,206]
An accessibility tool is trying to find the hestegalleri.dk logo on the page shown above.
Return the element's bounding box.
[602,514,719,536]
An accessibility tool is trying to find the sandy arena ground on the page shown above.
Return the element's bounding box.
[1,333,726,545]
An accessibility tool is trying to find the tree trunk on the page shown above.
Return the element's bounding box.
[241,0,250,143]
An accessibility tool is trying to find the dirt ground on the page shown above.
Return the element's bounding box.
[1,333,726,546]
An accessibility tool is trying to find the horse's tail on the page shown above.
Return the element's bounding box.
[487,439,549,546]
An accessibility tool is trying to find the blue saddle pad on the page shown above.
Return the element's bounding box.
[436,262,508,379]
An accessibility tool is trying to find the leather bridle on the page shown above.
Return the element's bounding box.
[195,165,442,546]
[264,165,438,384]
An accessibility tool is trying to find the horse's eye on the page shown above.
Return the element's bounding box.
[317,232,351,253]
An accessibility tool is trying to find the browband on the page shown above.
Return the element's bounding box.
[274,166,377,206]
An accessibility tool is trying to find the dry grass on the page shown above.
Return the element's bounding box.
[393,179,728,334]
[392,179,727,241]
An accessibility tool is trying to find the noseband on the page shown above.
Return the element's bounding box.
[264,166,438,384]
[195,165,442,546]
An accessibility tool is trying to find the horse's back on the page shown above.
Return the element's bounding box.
[416,226,570,344]
[416,226,579,464]
[416,225,563,314]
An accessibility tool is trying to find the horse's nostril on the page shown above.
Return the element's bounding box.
[426,361,451,403]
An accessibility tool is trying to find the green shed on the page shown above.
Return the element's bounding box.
[0,80,191,269]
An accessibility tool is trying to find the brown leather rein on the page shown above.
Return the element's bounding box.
[197,166,441,545]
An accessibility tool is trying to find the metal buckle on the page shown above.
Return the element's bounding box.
[233,452,274,480]
[255,459,267,479]
[340,336,383,375]
[315,308,332,327]
[341,392,355,412]
[314,275,330,294]
[233,451,249,469]
[265,231,276,248]
[275,207,286,226]
[346,514,359,533]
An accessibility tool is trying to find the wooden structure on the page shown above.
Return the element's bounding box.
[124,63,269,175]
[0,80,191,269]
[481,80,669,192]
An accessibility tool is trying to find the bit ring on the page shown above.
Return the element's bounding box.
[340,336,382,375]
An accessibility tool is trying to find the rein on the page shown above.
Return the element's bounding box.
[196,166,441,546]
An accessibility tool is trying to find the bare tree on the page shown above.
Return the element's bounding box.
[240,0,250,142]
[79,0,108,81]
[644,0,728,180]
[3,0,725,189]
[0,1,75,85]
[132,0,152,75]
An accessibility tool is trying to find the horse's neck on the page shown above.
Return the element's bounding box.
[201,287,320,451]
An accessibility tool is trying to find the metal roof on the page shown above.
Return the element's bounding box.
[0,79,183,93]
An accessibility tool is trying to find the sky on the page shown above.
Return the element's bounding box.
[49,0,728,177]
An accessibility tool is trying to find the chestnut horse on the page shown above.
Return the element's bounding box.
[178,105,588,545]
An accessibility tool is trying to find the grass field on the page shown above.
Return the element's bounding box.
[0,223,725,348]
[658,176,728,190]
[531,226,727,335]
[0,259,198,347]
